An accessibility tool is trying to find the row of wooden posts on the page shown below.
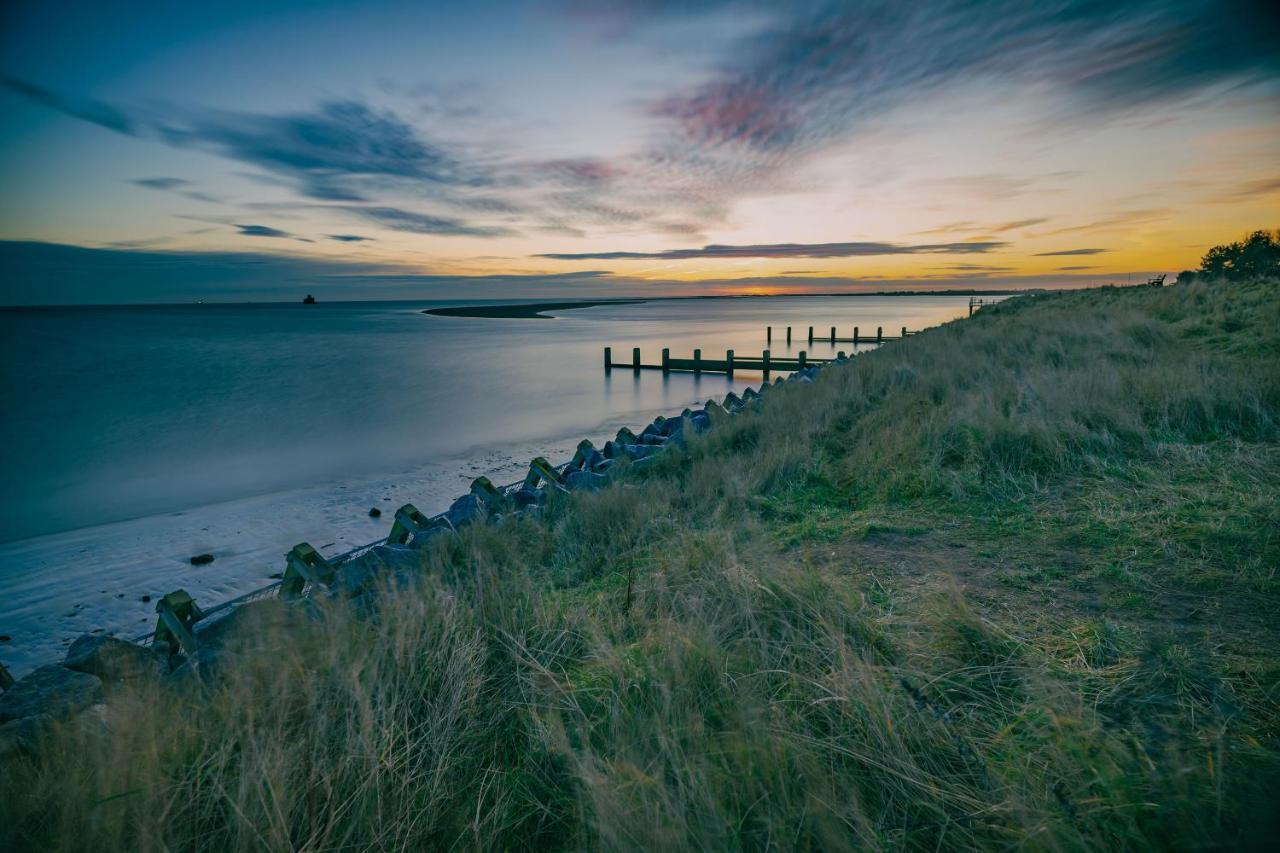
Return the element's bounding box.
[767,325,912,344]
[605,347,836,378]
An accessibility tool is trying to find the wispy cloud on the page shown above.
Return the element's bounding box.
[327,234,374,242]
[631,1,1280,161]
[1034,248,1108,256]
[133,177,189,190]
[235,224,291,238]
[1057,265,1098,270]
[0,75,137,134]
[538,240,1007,260]
[339,206,515,238]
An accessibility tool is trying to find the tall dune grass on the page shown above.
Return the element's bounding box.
[2,277,1277,850]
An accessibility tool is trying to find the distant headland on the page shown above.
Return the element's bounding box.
[423,300,645,319]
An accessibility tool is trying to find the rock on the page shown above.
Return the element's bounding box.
[591,457,617,474]
[565,470,608,491]
[660,416,685,437]
[335,545,420,597]
[141,595,152,603]
[623,443,662,461]
[64,634,165,683]
[445,494,485,529]
[513,487,544,508]
[168,648,240,687]
[0,634,10,642]
[0,665,103,723]
[409,520,454,550]
[639,425,667,445]
[190,553,215,566]
[368,507,382,518]
[0,713,54,758]
[195,598,293,652]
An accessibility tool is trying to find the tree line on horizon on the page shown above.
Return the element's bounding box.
[1178,228,1280,282]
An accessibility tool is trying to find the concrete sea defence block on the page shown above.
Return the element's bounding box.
[0,664,103,723]
[64,634,166,683]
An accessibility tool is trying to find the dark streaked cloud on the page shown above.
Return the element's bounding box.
[1057,265,1098,270]
[339,206,515,238]
[0,75,137,134]
[990,218,1049,232]
[538,240,1007,260]
[1034,248,1108,256]
[133,177,189,190]
[327,234,374,242]
[235,224,291,238]
[636,1,1280,161]
[157,100,481,202]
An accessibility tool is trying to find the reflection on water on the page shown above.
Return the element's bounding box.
[0,295,974,543]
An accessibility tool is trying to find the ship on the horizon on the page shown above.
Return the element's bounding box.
[303,294,316,304]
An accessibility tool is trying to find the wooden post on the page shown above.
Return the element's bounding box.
[786,326,792,344]
[808,326,814,344]
[632,347,641,372]
[767,326,772,343]
[762,349,770,377]
[662,348,670,374]
[830,326,836,343]
[693,348,702,374]
[854,326,859,343]
[604,346,612,372]
[901,326,907,339]
[726,349,734,378]
[799,350,807,369]
[876,326,883,343]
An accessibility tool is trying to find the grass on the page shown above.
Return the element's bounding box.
[2,277,1278,851]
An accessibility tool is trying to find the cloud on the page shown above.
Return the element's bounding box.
[991,218,1049,232]
[0,75,137,134]
[1034,248,1108,256]
[1057,265,1098,270]
[1209,176,1280,202]
[327,234,375,242]
[156,100,484,202]
[635,1,1280,162]
[339,206,515,238]
[133,177,189,190]
[538,239,1007,260]
[1042,208,1170,235]
[235,224,291,238]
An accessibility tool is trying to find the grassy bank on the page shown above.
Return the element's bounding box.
[3,278,1278,850]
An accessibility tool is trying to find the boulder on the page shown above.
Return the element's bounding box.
[409,519,454,549]
[565,470,608,491]
[63,634,166,683]
[513,488,544,508]
[623,443,662,461]
[0,713,54,758]
[445,494,485,529]
[195,597,293,652]
[336,545,420,597]
[0,665,103,723]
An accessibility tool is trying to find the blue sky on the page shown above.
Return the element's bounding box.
[1,0,1277,303]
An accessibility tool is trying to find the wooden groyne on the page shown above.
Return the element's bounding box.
[766,325,916,345]
[605,347,835,377]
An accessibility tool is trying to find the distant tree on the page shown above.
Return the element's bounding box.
[1193,229,1280,281]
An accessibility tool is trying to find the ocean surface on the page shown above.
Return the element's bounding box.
[0,294,980,672]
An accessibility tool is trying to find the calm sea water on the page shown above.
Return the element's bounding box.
[0,295,974,544]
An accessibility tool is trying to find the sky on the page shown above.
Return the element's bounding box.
[1,0,1277,304]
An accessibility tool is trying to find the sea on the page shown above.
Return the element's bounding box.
[0,294,983,672]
